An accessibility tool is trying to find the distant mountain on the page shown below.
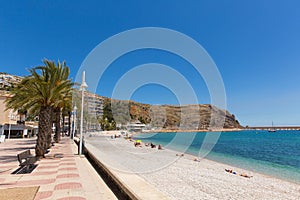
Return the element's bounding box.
[0,72,23,91]
[103,97,243,130]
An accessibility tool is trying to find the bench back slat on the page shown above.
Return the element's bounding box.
[17,150,32,164]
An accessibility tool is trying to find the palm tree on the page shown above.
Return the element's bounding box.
[41,60,73,143]
[53,91,72,143]
[5,59,73,158]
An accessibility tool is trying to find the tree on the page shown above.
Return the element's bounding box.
[5,59,73,158]
[41,60,73,143]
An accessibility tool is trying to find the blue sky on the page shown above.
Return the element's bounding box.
[0,0,300,126]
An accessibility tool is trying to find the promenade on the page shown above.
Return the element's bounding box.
[0,137,116,200]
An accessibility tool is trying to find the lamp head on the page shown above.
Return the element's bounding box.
[80,71,88,89]
[81,81,88,89]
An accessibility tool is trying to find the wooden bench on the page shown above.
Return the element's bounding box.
[17,150,36,172]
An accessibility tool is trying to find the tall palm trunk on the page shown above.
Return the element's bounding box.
[47,108,53,149]
[62,114,65,137]
[54,107,61,143]
[36,106,52,158]
[68,111,71,137]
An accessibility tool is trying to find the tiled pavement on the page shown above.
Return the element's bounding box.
[0,137,116,200]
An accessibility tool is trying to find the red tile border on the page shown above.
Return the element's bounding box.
[32,171,57,176]
[60,159,75,161]
[59,167,77,171]
[17,178,55,186]
[56,173,80,179]
[38,165,58,169]
[34,191,53,200]
[40,161,59,164]
[54,182,82,190]
[59,163,76,166]
[0,165,16,169]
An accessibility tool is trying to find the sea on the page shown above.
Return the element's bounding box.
[134,130,300,184]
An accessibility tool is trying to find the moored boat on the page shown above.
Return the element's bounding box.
[268,121,276,132]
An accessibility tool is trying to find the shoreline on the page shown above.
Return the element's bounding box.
[88,130,300,184]
[91,128,300,136]
[132,131,300,185]
[142,128,244,133]
[85,134,300,200]
[166,147,299,185]
[131,136,300,185]
[91,128,245,136]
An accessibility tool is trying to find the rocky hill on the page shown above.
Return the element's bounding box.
[0,72,23,91]
[103,97,243,130]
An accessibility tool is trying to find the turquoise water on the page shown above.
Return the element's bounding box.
[135,130,300,184]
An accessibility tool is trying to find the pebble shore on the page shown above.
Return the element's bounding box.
[86,134,300,200]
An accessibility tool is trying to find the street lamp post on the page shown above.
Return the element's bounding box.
[8,111,13,139]
[8,124,11,139]
[72,105,77,139]
[70,112,72,139]
[79,71,88,155]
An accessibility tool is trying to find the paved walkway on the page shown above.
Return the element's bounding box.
[0,137,117,200]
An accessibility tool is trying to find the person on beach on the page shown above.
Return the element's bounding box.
[225,169,236,174]
[239,173,252,178]
[193,157,200,162]
[225,169,252,178]
[134,142,142,147]
[158,144,163,150]
[150,143,156,148]
[134,140,142,147]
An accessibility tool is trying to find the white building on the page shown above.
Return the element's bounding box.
[86,93,104,118]
[126,120,146,132]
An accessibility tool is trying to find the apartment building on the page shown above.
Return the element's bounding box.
[83,92,104,131]
[86,92,104,118]
[0,91,34,138]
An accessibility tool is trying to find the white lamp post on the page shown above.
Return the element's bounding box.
[8,111,14,139]
[72,105,77,139]
[79,71,88,155]
[70,112,72,139]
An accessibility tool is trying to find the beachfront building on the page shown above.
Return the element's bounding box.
[85,92,104,131]
[0,91,35,138]
[126,120,146,132]
[86,92,104,118]
[0,91,18,124]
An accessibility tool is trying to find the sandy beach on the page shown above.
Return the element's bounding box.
[85,134,300,200]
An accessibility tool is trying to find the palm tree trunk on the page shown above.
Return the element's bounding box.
[68,111,71,137]
[47,108,53,149]
[62,114,65,137]
[36,106,52,158]
[54,107,61,143]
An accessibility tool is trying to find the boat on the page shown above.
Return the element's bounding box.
[268,121,276,132]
